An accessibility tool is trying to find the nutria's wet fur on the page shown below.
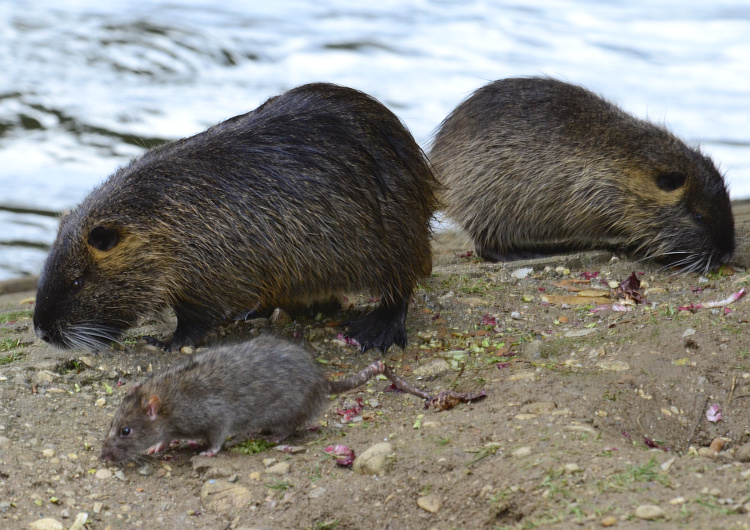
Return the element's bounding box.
[430,77,734,272]
[34,83,438,353]
[100,335,426,462]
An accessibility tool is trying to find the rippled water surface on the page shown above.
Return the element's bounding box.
[1,0,749,279]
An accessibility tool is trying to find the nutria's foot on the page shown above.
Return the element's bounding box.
[345,299,408,353]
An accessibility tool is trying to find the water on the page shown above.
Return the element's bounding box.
[1,0,749,280]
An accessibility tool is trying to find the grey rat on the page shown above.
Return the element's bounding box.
[100,335,426,463]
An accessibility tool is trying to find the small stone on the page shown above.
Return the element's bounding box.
[510,311,521,319]
[736,442,750,462]
[644,287,666,295]
[520,401,556,415]
[508,371,539,382]
[660,457,677,472]
[596,361,630,371]
[634,505,665,520]
[600,516,617,527]
[512,446,531,458]
[115,470,126,481]
[92,502,103,514]
[682,328,696,337]
[308,487,327,499]
[265,462,291,475]
[607,281,620,289]
[94,468,112,480]
[200,479,253,514]
[269,308,292,326]
[513,413,537,421]
[262,458,277,467]
[248,471,262,481]
[60,511,69,519]
[42,448,55,458]
[417,494,442,513]
[0,436,9,447]
[68,513,88,530]
[511,267,533,279]
[564,424,598,436]
[227,474,239,483]
[668,497,687,505]
[353,442,393,477]
[524,339,543,358]
[565,328,595,338]
[28,518,63,530]
[180,346,195,355]
[413,359,451,378]
[564,463,580,473]
[137,464,153,476]
[94,397,106,407]
[35,372,55,383]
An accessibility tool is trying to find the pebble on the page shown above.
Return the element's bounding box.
[513,414,537,421]
[523,340,543,358]
[563,463,580,473]
[510,311,521,319]
[27,518,63,530]
[413,359,451,378]
[94,468,112,480]
[137,464,153,476]
[353,442,393,476]
[660,457,677,472]
[308,487,327,499]
[669,497,687,505]
[68,513,89,530]
[42,448,55,458]
[564,328,595,338]
[520,401,556,415]
[180,346,195,355]
[512,446,531,458]
[736,442,750,462]
[600,516,617,527]
[93,502,103,514]
[265,462,291,475]
[95,397,106,407]
[269,308,291,326]
[682,328,696,337]
[511,267,533,279]
[596,361,630,371]
[417,494,442,513]
[634,505,665,520]
[115,470,126,481]
[200,479,253,514]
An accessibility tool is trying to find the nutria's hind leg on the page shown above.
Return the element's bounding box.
[345,297,408,353]
[144,299,214,352]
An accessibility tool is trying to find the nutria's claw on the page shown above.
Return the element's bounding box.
[344,299,408,354]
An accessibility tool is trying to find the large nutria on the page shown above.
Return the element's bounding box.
[430,77,734,272]
[33,83,438,353]
[100,335,427,462]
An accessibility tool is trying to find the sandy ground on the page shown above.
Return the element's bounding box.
[2,200,750,530]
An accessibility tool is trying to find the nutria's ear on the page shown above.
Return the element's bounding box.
[144,395,162,420]
[88,225,119,251]
[656,171,687,192]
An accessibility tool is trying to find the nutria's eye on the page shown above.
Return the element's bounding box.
[656,171,687,192]
[694,213,704,223]
[88,225,119,251]
[120,427,131,437]
[70,278,83,293]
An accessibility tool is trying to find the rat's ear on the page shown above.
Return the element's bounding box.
[144,395,162,420]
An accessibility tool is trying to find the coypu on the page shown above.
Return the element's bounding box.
[430,77,734,272]
[100,335,428,462]
[33,83,438,353]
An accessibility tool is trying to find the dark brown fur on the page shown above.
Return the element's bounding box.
[100,335,426,462]
[34,83,438,353]
[430,77,734,272]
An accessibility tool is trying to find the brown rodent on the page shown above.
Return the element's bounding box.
[100,335,426,462]
[33,82,438,353]
[430,77,734,272]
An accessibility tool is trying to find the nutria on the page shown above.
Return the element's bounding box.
[430,77,734,272]
[100,335,428,462]
[33,83,438,353]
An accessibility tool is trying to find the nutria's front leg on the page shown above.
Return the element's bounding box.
[144,299,215,352]
[344,297,408,353]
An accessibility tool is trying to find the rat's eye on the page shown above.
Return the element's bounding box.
[120,427,131,437]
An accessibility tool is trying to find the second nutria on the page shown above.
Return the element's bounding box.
[33,83,438,353]
[430,77,734,272]
[100,335,428,462]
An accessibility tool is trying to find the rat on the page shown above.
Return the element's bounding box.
[100,335,428,463]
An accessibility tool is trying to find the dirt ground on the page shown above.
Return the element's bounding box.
[3,202,750,530]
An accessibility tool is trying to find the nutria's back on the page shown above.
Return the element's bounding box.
[34,83,438,352]
[430,77,734,272]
